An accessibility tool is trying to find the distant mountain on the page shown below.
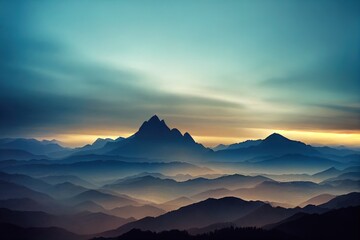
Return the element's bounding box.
[160,196,195,211]
[231,181,338,205]
[214,133,319,161]
[0,138,66,155]
[75,137,123,152]
[111,172,170,185]
[99,197,265,237]
[319,192,360,209]
[84,115,210,160]
[212,144,228,151]
[2,159,212,181]
[191,188,233,201]
[312,167,342,179]
[45,182,88,199]
[0,171,52,192]
[253,154,341,172]
[270,206,360,240]
[66,190,139,209]
[0,198,48,212]
[298,193,336,207]
[104,174,272,202]
[39,175,96,188]
[109,205,165,219]
[325,172,360,182]
[213,139,262,151]
[227,139,263,150]
[73,200,107,213]
[314,146,359,157]
[0,149,46,160]
[213,134,358,162]
[0,180,54,204]
[324,179,360,190]
[242,133,318,156]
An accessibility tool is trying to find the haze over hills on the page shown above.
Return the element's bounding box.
[94,205,360,240]
[0,115,359,239]
[2,115,357,164]
[103,174,272,202]
[100,197,266,237]
[0,138,66,155]
[2,0,360,238]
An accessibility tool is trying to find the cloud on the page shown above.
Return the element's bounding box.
[0,22,245,137]
[262,53,359,96]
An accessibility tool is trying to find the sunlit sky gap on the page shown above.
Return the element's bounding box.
[1,0,359,147]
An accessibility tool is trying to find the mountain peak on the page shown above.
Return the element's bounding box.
[148,115,161,123]
[136,115,170,138]
[184,132,195,143]
[264,133,289,142]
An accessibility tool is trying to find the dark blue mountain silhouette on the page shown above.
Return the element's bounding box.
[0,207,131,235]
[92,115,210,160]
[0,138,66,155]
[214,133,319,161]
[99,197,265,237]
[0,222,83,240]
[0,149,46,160]
[319,192,360,209]
[270,206,360,240]
[213,139,262,151]
[75,137,124,154]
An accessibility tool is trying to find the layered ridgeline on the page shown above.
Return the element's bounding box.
[72,115,210,161]
[1,115,359,168]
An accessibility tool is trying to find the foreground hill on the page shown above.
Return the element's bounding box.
[95,206,360,240]
[99,197,265,237]
[318,192,360,209]
[0,208,132,235]
[0,222,84,240]
[270,206,360,240]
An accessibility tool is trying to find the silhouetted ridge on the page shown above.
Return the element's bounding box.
[263,133,290,143]
[136,115,171,139]
[92,115,210,160]
[184,132,195,143]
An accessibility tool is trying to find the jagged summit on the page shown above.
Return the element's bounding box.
[97,115,209,160]
[137,115,170,138]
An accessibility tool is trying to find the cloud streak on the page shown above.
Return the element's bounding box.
[0,0,359,146]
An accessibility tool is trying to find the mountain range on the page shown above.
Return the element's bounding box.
[1,115,358,165]
[0,115,359,239]
[98,192,360,238]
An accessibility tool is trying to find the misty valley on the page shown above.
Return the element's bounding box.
[0,115,359,240]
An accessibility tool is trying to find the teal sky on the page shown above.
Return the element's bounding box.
[1,0,359,146]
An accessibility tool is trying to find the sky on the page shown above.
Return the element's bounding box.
[0,0,359,147]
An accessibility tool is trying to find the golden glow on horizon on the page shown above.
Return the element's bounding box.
[43,132,134,147]
[38,129,360,148]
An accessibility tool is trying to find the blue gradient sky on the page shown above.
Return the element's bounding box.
[0,0,359,146]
